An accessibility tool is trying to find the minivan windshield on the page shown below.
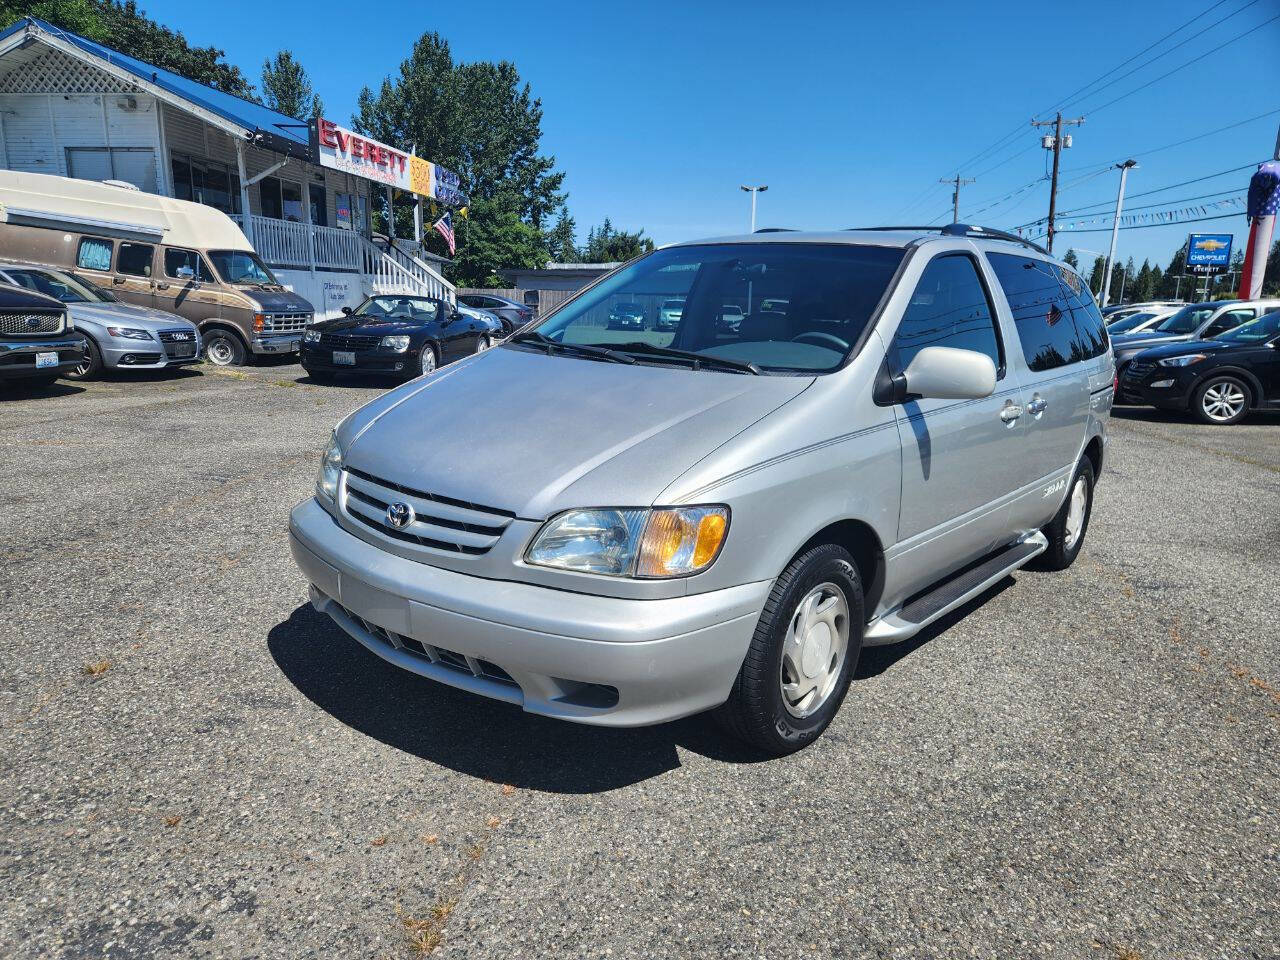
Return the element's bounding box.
[523,243,905,373]
[1156,304,1216,335]
[2,267,107,303]
[208,250,279,286]
[1216,310,1280,344]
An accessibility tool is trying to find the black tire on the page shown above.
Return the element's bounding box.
[416,343,438,378]
[714,543,864,756]
[1191,374,1251,426]
[1035,458,1095,571]
[67,333,102,381]
[203,329,248,367]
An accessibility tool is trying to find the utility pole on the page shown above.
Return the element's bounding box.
[1032,112,1085,254]
[940,175,975,223]
[1100,159,1137,307]
[740,184,768,232]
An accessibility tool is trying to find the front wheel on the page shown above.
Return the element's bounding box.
[475,335,492,354]
[418,343,438,377]
[203,329,247,367]
[67,333,102,381]
[1192,375,1251,425]
[1036,458,1095,571]
[714,543,864,756]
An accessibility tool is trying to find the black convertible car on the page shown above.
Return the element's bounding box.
[301,295,495,381]
[1118,310,1280,425]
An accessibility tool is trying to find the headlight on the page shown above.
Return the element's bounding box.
[106,326,153,340]
[1157,354,1207,367]
[315,432,343,501]
[380,335,411,352]
[525,505,729,578]
[303,329,321,344]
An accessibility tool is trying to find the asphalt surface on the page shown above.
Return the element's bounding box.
[1,360,1277,960]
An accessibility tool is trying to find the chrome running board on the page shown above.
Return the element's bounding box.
[863,531,1048,646]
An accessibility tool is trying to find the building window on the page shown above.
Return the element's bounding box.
[170,153,241,214]
[309,183,327,227]
[260,176,304,222]
[66,147,157,192]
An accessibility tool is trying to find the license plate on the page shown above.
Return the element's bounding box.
[35,351,58,369]
[171,345,195,358]
[333,351,356,365]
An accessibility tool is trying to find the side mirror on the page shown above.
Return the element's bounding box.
[175,265,195,280]
[341,306,353,316]
[902,346,996,401]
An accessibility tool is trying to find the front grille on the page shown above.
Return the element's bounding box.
[157,328,197,358]
[0,311,63,336]
[1125,361,1154,378]
[340,466,514,557]
[156,328,195,343]
[317,332,379,351]
[337,602,519,687]
[262,312,311,333]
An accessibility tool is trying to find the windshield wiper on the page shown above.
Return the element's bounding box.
[510,331,635,364]
[612,341,760,375]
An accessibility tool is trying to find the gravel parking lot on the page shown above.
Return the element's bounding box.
[2,361,1277,960]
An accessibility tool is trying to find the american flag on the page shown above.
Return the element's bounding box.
[433,211,456,255]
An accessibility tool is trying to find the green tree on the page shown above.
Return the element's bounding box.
[450,195,548,287]
[1062,248,1079,269]
[2,1,258,97]
[1088,256,1105,295]
[547,209,578,263]
[353,31,567,278]
[1133,259,1153,302]
[580,218,655,263]
[261,50,323,120]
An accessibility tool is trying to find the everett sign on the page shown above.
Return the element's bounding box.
[310,118,467,208]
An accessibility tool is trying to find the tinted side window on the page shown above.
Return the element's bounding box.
[77,237,113,271]
[1205,309,1255,337]
[117,243,154,277]
[164,248,211,281]
[890,254,1002,373]
[1058,267,1108,359]
[987,253,1079,372]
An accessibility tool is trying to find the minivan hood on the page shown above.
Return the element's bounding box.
[341,346,814,518]
[239,287,313,313]
[68,300,191,329]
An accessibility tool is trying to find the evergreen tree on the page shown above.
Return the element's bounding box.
[1063,248,1079,269]
[580,218,655,263]
[1133,259,1153,302]
[261,51,323,120]
[547,209,578,263]
[1088,256,1105,295]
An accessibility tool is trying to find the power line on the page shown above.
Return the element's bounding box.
[1087,11,1280,117]
[1032,210,1244,239]
[1053,160,1267,217]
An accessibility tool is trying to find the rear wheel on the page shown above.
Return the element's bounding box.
[68,333,102,380]
[203,329,247,367]
[714,543,864,756]
[1192,375,1250,425]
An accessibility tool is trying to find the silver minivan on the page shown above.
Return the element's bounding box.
[289,225,1113,754]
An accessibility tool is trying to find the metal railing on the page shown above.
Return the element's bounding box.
[233,215,455,302]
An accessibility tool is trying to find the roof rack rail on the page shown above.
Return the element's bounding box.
[844,224,1050,257]
[939,223,1050,256]
[754,227,797,233]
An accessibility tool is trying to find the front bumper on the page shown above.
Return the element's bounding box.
[101,339,202,370]
[288,497,767,727]
[0,336,83,379]
[300,345,412,376]
[1118,366,1197,407]
[252,333,302,355]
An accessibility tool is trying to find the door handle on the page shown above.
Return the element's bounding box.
[111,277,125,284]
[999,402,1023,423]
[1027,395,1048,415]
[155,282,170,290]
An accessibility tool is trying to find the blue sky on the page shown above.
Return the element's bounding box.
[156,0,1278,272]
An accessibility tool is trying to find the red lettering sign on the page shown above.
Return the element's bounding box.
[317,117,337,148]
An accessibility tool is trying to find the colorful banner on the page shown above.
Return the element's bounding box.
[311,118,467,208]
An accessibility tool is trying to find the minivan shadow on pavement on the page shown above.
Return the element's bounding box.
[268,581,1005,790]
[267,605,766,793]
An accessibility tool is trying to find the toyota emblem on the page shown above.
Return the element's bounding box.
[386,502,414,529]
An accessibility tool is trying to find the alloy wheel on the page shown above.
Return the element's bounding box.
[779,582,850,719]
[420,346,437,376]
[1200,380,1246,422]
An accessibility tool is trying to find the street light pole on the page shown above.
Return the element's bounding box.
[1100,159,1137,308]
[740,184,768,232]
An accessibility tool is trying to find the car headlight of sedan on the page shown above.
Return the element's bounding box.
[303,329,321,344]
[525,505,729,578]
[380,335,411,352]
[315,432,343,502]
[106,326,154,340]
[1157,354,1207,367]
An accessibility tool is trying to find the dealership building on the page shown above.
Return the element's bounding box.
[0,17,460,317]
